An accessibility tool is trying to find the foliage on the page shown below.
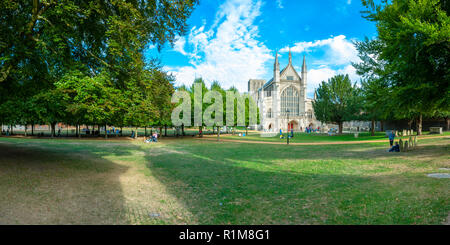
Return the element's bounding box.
[313,75,362,133]
[0,0,198,131]
[359,0,450,134]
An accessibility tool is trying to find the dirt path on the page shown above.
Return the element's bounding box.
[194,135,450,145]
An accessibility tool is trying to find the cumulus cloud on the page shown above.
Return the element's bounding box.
[173,36,187,56]
[307,65,359,96]
[280,35,361,98]
[280,35,358,66]
[165,0,272,92]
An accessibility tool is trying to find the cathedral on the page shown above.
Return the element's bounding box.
[248,50,322,132]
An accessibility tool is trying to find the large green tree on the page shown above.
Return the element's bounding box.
[361,0,450,134]
[353,38,393,134]
[0,0,198,136]
[313,74,362,134]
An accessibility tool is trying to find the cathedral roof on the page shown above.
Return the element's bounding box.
[262,64,300,89]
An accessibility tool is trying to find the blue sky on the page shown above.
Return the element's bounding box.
[145,0,377,97]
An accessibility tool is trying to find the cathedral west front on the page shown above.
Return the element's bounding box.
[248,50,322,132]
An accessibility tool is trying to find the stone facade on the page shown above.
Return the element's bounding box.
[248,50,322,132]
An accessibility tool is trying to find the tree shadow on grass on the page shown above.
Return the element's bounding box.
[143,140,449,224]
[0,140,133,224]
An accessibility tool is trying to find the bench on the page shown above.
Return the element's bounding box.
[429,127,443,134]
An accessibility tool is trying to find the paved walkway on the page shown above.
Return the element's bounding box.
[195,135,450,145]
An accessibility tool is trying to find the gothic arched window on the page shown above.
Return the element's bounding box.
[281,86,299,117]
[267,108,272,118]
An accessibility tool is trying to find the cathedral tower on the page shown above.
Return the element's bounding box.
[301,55,307,101]
[274,51,280,83]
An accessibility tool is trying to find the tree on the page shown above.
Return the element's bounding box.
[361,0,450,134]
[353,38,393,135]
[33,89,67,137]
[313,75,362,134]
[0,0,198,137]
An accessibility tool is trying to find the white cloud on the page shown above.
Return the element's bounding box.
[276,0,284,9]
[280,35,358,66]
[307,64,359,97]
[280,35,361,97]
[165,0,272,92]
[173,36,187,56]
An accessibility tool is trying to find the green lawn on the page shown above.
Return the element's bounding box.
[0,136,448,224]
[217,131,450,143]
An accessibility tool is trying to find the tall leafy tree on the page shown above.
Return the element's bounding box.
[353,38,393,134]
[0,0,198,136]
[313,74,362,134]
[361,0,450,134]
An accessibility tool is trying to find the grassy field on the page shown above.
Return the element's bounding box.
[0,135,448,224]
[216,131,450,143]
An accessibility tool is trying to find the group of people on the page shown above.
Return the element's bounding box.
[302,126,319,133]
[107,127,121,135]
[144,132,159,143]
[279,128,294,139]
[1,129,10,136]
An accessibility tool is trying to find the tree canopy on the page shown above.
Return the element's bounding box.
[356,0,450,134]
[313,74,362,134]
[0,0,198,137]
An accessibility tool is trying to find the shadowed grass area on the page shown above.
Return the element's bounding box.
[0,136,448,224]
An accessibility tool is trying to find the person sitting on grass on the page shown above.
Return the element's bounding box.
[389,142,400,152]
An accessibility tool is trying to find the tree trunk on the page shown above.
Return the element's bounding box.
[159,127,162,137]
[31,124,34,136]
[164,125,167,137]
[217,126,220,141]
[135,127,138,139]
[51,123,56,138]
[199,126,203,138]
[182,124,185,136]
[408,119,413,130]
[371,119,375,136]
[120,127,123,136]
[145,126,147,137]
[380,120,384,131]
[105,124,108,139]
[246,126,248,135]
[446,117,449,131]
[24,125,28,137]
[416,114,422,135]
[10,125,13,135]
[338,121,343,134]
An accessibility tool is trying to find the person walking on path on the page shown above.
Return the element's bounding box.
[388,130,395,147]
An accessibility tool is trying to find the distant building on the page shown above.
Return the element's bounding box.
[248,50,321,132]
